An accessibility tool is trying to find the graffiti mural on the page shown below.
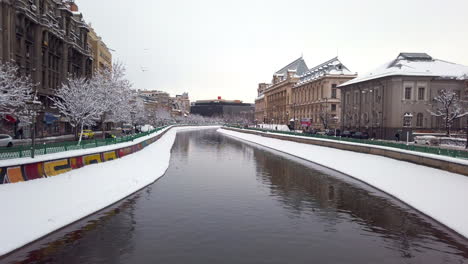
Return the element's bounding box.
[83,154,102,165]
[103,151,117,162]
[6,167,25,183]
[44,159,72,177]
[0,128,169,185]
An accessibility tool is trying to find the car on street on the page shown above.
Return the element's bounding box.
[352,132,370,140]
[140,124,154,133]
[341,131,354,138]
[0,134,13,147]
[105,132,116,139]
[414,135,439,146]
[122,124,133,135]
[81,130,95,139]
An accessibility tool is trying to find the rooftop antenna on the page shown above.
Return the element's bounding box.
[336,48,339,58]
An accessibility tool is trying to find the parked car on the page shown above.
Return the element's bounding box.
[122,124,133,135]
[81,129,95,139]
[414,135,439,146]
[0,134,13,147]
[341,131,354,138]
[352,132,370,140]
[325,129,340,136]
[140,124,154,133]
[303,129,318,135]
[105,132,116,139]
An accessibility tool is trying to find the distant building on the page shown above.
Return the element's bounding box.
[255,57,308,125]
[191,98,254,121]
[139,90,170,105]
[255,56,356,130]
[339,53,468,140]
[171,93,190,116]
[292,57,356,130]
[88,25,112,72]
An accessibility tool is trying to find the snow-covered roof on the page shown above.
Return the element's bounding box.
[340,53,468,87]
[295,57,355,87]
[255,94,265,101]
[275,57,309,77]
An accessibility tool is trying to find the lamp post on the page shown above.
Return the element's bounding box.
[332,116,339,136]
[26,99,43,158]
[403,112,413,145]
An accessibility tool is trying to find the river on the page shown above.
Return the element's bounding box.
[2,128,468,264]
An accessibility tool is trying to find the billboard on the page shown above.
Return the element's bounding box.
[300,119,311,127]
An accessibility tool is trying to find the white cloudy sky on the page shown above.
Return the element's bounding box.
[77,0,468,103]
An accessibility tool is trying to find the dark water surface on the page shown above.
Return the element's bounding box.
[3,129,468,264]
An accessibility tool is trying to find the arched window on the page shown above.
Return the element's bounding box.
[416,113,424,127]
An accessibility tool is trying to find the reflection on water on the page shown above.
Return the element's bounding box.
[2,129,467,264]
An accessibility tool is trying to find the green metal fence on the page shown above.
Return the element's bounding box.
[0,126,169,160]
[226,125,468,160]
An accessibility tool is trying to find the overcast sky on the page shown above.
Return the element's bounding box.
[76,0,468,103]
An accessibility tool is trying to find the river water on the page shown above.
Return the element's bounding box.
[2,129,468,264]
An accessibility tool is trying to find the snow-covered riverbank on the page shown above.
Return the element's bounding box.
[218,128,468,239]
[0,126,219,256]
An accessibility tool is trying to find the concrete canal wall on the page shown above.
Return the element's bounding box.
[0,127,172,185]
[223,127,468,177]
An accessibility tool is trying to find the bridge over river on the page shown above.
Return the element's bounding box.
[2,128,468,263]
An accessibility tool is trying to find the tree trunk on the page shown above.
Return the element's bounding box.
[466,119,468,149]
[445,118,451,137]
[101,113,107,139]
[77,122,84,145]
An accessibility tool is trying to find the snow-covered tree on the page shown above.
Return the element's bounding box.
[0,61,34,116]
[51,76,102,143]
[427,89,468,136]
[93,62,132,137]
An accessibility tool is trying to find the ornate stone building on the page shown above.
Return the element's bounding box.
[0,0,93,137]
[255,57,308,125]
[292,57,356,130]
[339,53,468,140]
[255,57,356,130]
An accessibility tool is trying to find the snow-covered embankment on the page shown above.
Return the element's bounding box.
[0,126,218,256]
[218,128,468,239]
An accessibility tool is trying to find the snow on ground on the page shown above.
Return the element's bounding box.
[257,124,291,132]
[0,126,175,167]
[218,128,468,239]
[239,128,468,165]
[0,126,218,256]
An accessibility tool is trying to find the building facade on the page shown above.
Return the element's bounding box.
[191,98,254,122]
[339,53,468,140]
[255,56,356,131]
[255,57,308,125]
[0,0,93,137]
[171,93,191,116]
[292,57,356,130]
[88,25,112,72]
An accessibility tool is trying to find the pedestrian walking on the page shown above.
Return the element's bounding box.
[395,133,400,142]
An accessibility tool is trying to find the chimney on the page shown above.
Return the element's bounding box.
[69,1,79,12]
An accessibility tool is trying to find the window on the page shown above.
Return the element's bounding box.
[416,113,423,127]
[331,84,337,99]
[331,104,337,111]
[345,93,350,105]
[418,87,425,100]
[404,87,412,100]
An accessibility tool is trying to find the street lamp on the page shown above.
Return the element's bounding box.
[25,99,43,158]
[403,112,413,145]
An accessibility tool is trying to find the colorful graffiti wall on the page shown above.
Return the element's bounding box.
[0,130,168,185]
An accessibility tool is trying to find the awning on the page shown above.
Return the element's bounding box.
[4,115,17,123]
[44,112,60,125]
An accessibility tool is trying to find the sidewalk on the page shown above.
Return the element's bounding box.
[12,132,107,146]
